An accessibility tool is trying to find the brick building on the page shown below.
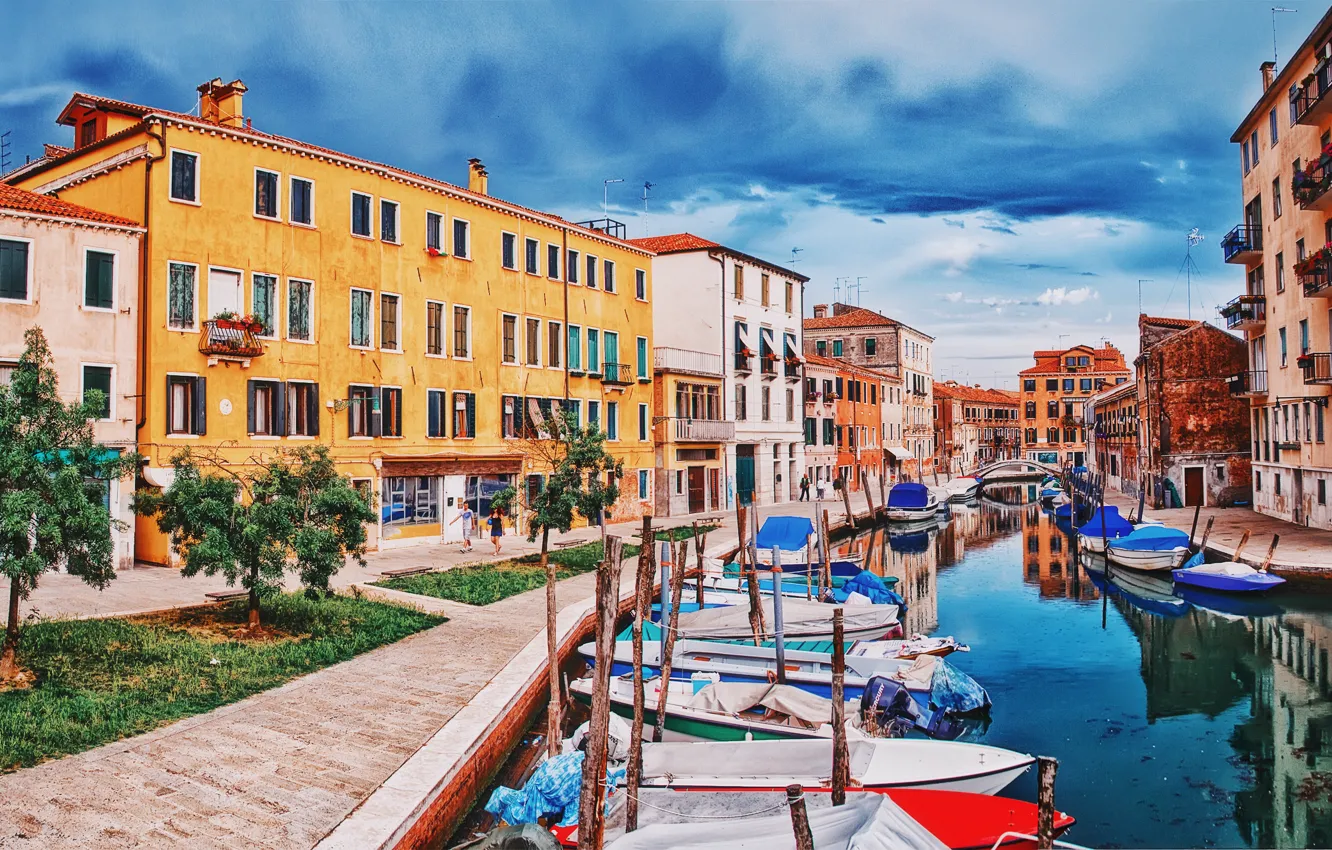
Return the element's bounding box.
[802,355,838,490]
[934,382,1022,474]
[1087,379,1140,497]
[803,353,886,491]
[1019,342,1130,467]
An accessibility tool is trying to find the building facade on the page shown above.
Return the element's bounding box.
[802,354,886,491]
[631,233,807,508]
[934,382,1020,474]
[1225,15,1332,528]
[10,81,655,561]
[1019,343,1130,468]
[1087,379,1140,498]
[933,382,969,474]
[651,347,730,517]
[802,356,838,490]
[0,184,144,569]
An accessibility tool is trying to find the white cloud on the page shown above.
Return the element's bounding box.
[943,291,963,302]
[1036,286,1097,306]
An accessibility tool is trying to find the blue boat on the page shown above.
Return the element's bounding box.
[1173,584,1286,618]
[1172,551,1287,594]
[1085,570,1190,619]
[1105,525,1191,571]
[886,482,940,521]
[1077,506,1135,553]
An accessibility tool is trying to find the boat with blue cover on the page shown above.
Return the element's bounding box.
[885,483,940,522]
[1105,525,1191,571]
[1076,506,1135,553]
[1172,551,1287,594]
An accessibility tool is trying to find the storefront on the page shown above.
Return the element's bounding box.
[377,455,522,548]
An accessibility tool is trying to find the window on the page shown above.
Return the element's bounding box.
[79,119,97,147]
[832,339,844,357]
[734,265,744,299]
[761,386,771,421]
[427,301,445,356]
[736,384,747,420]
[380,293,400,351]
[453,306,471,357]
[1298,238,1307,262]
[502,232,517,269]
[1062,378,1074,393]
[351,191,372,237]
[452,219,470,258]
[290,177,313,226]
[380,387,403,437]
[586,254,598,289]
[348,385,375,437]
[1271,107,1279,145]
[382,477,437,528]
[805,418,816,445]
[523,237,540,274]
[604,331,619,368]
[1024,379,1036,391]
[1280,327,1288,367]
[587,329,601,374]
[761,273,770,307]
[1242,140,1250,174]
[636,269,647,301]
[637,336,648,379]
[526,318,541,366]
[588,400,601,430]
[82,365,113,420]
[350,289,373,348]
[427,389,448,438]
[865,337,877,357]
[247,379,281,436]
[1026,401,1037,418]
[1079,378,1092,392]
[84,249,114,309]
[785,281,794,313]
[1301,319,1311,354]
[549,321,562,368]
[169,150,198,203]
[638,403,648,441]
[380,200,399,243]
[1251,130,1260,166]
[815,340,827,356]
[1321,479,1328,505]
[1045,379,1058,391]
[568,249,580,283]
[502,314,518,364]
[1274,255,1283,293]
[252,273,277,337]
[1273,177,1283,219]
[638,469,649,500]
[286,382,319,436]
[255,168,279,219]
[568,325,582,370]
[548,244,561,280]
[0,238,30,302]
[166,375,205,435]
[606,401,619,440]
[1255,471,1262,492]
[427,212,443,252]
[287,279,312,342]
[786,387,795,422]
[603,259,616,293]
[453,391,476,438]
[167,261,197,329]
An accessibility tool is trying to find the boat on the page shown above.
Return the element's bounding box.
[886,483,940,522]
[944,477,981,502]
[657,597,901,643]
[1173,584,1286,619]
[1085,568,1189,618]
[632,738,1036,795]
[884,789,1076,850]
[1039,485,1066,506]
[1172,553,1287,594]
[1105,525,1191,571]
[1076,505,1134,553]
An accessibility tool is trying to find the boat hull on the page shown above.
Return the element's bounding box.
[1172,565,1287,593]
[886,505,939,522]
[885,789,1075,850]
[1105,545,1188,571]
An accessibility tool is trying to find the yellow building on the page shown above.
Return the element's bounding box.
[7,79,656,561]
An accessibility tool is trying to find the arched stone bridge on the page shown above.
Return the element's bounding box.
[974,458,1062,479]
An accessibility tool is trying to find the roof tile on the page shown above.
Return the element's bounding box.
[0,183,141,228]
[627,233,721,254]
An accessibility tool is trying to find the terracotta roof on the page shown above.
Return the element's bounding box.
[934,381,1020,405]
[804,306,897,330]
[804,352,889,381]
[0,183,141,228]
[628,233,720,254]
[1140,314,1199,331]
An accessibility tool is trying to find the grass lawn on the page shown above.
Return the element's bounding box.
[376,525,721,607]
[0,593,444,771]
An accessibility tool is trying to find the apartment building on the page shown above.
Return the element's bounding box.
[1087,379,1140,497]
[933,383,969,475]
[801,353,886,491]
[934,382,1021,474]
[802,355,838,489]
[8,80,655,560]
[0,184,144,568]
[1225,11,1332,527]
[1019,342,1130,468]
[631,233,807,507]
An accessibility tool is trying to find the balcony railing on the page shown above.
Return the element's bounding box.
[1299,352,1332,384]
[574,217,627,239]
[1227,369,1268,396]
[1220,294,1266,332]
[784,360,801,380]
[1297,253,1332,297]
[600,362,634,386]
[1294,152,1332,211]
[759,354,779,376]
[199,318,265,359]
[654,346,721,376]
[734,351,754,372]
[674,418,735,442]
[1294,60,1332,125]
[1220,224,1262,264]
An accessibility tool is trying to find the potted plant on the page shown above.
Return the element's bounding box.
[1298,353,1315,369]
[426,246,442,258]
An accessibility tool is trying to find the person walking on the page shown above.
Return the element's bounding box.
[487,508,505,555]
[449,504,475,552]
[798,474,810,502]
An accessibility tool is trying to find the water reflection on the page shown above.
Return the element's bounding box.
[831,499,1332,847]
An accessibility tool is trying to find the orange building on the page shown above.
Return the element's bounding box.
[1019,343,1130,468]
[806,353,885,490]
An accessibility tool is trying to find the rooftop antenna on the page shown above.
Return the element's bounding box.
[1137,279,1153,315]
[1273,7,1298,67]
[641,181,654,236]
[603,178,623,220]
[0,131,10,174]
[1178,228,1205,320]
[790,247,803,267]
[854,276,868,306]
[833,276,848,303]
[1057,333,1070,349]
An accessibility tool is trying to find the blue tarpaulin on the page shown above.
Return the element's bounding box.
[1079,506,1133,539]
[886,483,930,509]
[1112,525,1190,551]
[754,516,816,552]
[831,572,906,608]
[485,751,625,828]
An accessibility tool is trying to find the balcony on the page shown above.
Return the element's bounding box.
[1220,294,1266,332]
[759,353,779,378]
[1220,225,1262,265]
[1294,60,1332,125]
[784,359,801,381]
[199,318,265,362]
[673,418,735,442]
[1227,369,1268,397]
[655,347,721,377]
[1297,252,1332,298]
[1294,152,1332,211]
[600,362,634,386]
[574,217,627,240]
[1299,352,1332,385]
[734,351,754,373]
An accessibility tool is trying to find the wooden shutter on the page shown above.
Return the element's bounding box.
[307,383,320,436]
[247,380,257,434]
[428,390,441,438]
[0,240,28,300]
[194,377,207,434]
[466,393,476,438]
[273,381,286,437]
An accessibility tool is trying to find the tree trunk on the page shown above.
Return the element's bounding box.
[544,527,560,757]
[248,567,261,628]
[576,536,622,850]
[626,516,655,833]
[0,581,20,680]
[652,540,687,743]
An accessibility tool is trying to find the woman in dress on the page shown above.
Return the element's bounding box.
[488,509,504,554]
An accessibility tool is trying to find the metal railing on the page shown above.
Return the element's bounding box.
[1294,60,1332,124]
[673,418,735,442]
[1220,224,1262,263]
[1226,369,1268,395]
[1220,294,1266,330]
[1294,154,1332,210]
[1299,352,1332,384]
[1298,256,1332,297]
[734,352,753,372]
[574,217,627,239]
[654,346,721,376]
[199,319,265,358]
[600,362,634,385]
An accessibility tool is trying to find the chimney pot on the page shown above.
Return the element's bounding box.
[1261,60,1276,90]
[197,78,247,128]
[813,304,828,318]
[468,158,489,195]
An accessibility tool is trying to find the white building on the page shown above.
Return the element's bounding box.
[631,233,808,508]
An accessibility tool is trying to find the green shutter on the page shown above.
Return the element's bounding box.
[0,239,29,301]
[467,393,476,437]
[85,251,114,309]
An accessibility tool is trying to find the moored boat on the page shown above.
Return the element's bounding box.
[944,477,981,502]
[1105,525,1190,571]
[886,482,940,522]
[1172,559,1286,593]
[1076,505,1134,553]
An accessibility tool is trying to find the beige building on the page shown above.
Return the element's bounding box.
[0,184,144,568]
[1226,10,1332,528]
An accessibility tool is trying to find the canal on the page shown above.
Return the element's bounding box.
[835,489,1332,849]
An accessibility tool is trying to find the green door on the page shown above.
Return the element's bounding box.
[736,455,755,506]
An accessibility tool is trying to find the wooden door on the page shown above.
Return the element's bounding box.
[1184,467,1204,507]
[687,466,705,514]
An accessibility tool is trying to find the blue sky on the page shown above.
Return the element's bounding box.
[2,1,1318,386]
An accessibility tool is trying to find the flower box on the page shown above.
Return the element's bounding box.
[426,247,442,257]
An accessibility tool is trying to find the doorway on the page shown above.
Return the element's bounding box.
[1183,466,1205,508]
[708,468,720,511]
[687,466,705,514]
[736,445,755,506]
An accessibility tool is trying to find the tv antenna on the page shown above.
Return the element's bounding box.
[790,247,803,267]
[846,276,867,306]
[1176,229,1204,320]
[1273,7,1298,67]
[1137,279,1153,315]
[0,131,10,175]
[641,181,654,236]
[602,178,623,219]
[833,276,849,303]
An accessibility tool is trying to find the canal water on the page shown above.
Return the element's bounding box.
[835,487,1332,849]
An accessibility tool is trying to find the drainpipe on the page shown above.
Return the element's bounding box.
[138,120,166,434]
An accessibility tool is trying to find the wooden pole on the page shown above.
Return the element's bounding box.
[658,540,670,669]
[742,505,766,644]
[1188,505,1201,548]
[786,785,815,850]
[879,465,888,514]
[1136,477,1147,522]
[652,539,687,743]
[625,518,655,833]
[771,545,787,684]
[692,520,705,607]
[841,476,855,528]
[819,509,833,597]
[544,535,561,758]
[831,607,849,806]
[805,533,814,600]
[1036,756,1059,850]
[863,469,876,519]
[1259,534,1280,572]
[1197,516,1215,555]
[1233,530,1253,563]
[575,535,622,850]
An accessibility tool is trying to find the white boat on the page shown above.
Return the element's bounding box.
[1105,525,1191,572]
[669,598,900,643]
[944,477,981,502]
[885,483,940,522]
[634,738,1035,795]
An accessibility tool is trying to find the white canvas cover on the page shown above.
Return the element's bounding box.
[686,682,839,726]
[674,598,897,641]
[641,739,875,783]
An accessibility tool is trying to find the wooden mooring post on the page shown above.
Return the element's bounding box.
[771,545,787,685]
[831,607,849,806]
[692,520,706,607]
[787,785,815,850]
[575,535,622,850]
[1197,516,1215,555]
[652,539,687,743]
[740,505,766,644]
[1187,505,1201,548]
[1259,534,1281,572]
[840,476,855,528]
[819,509,833,597]
[1036,756,1059,850]
[625,518,655,833]
[544,536,561,757]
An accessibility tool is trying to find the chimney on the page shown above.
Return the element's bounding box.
[1261,61,1276,91]
[468,158,489,195]
[197,78,248,128]
[813,304,828,318]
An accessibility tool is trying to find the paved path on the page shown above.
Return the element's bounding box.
[0,499,856,850]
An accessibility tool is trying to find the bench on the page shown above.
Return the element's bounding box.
[552,540,584,550]
[379,565,435,579]
[204,589,249,602]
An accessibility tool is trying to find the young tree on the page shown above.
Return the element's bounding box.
[491,408,623,754]
[0,327,137,680]
[135,445,374,628]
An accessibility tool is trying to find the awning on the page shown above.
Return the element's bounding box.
[885,446,915,460]
[380,454,523,477]
[142,466,176,488]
